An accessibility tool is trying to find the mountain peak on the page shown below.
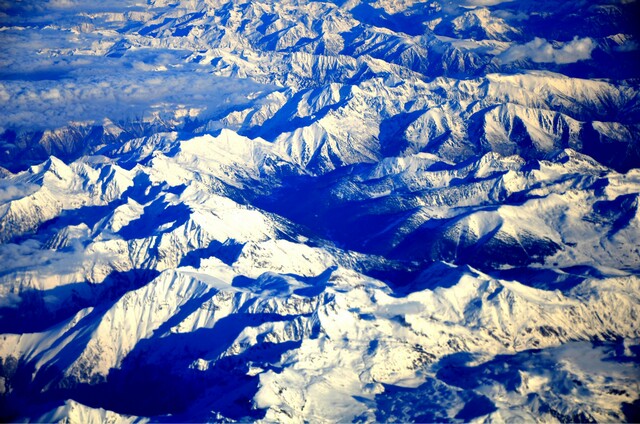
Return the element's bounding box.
[1,0,639,422]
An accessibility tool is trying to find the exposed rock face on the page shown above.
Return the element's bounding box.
[0,0,639,422]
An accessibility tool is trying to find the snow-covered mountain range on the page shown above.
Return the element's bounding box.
[1,0,639,422]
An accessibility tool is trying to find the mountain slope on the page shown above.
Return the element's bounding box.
[0,0,639,422]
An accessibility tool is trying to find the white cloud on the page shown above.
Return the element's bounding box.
[498,36,596,64]
[462,0,513,7]
[0,292,21,308]
[614,39,639,52]
[492,9,529,21]
[0,181,39,203]
[0,1,277,133]
[0,69,274,132]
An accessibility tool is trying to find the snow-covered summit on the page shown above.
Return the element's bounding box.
[0,0,639,422]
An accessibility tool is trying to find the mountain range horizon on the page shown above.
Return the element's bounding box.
[0,0,639,422]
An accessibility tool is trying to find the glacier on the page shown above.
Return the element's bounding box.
[0,0,639,422]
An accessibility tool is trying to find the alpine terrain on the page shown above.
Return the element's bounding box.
[0,0,639,422]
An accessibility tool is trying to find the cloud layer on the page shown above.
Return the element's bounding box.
[0,67,273,132]
[499,37,596,64]
[0,1,275,133]
[462,0,514,6]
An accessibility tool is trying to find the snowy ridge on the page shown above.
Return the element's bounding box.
[2,0,639,172]
[38,399,141,424]
[0,0,639,422]
[1,126,639,421]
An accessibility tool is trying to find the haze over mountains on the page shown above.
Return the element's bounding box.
[0,0,639,422]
